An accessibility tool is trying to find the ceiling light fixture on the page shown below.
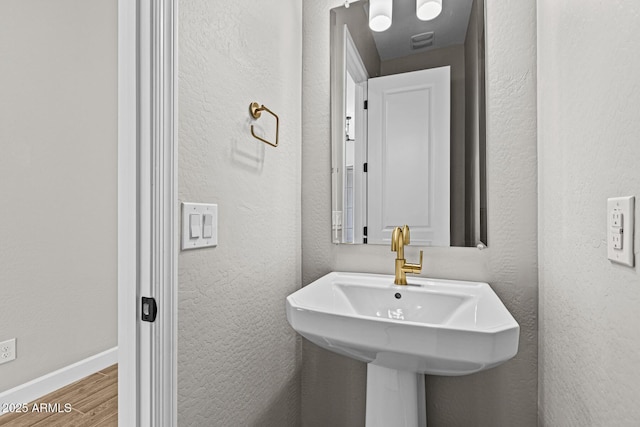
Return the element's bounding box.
[416,0,442,21]
[369,0,393,32]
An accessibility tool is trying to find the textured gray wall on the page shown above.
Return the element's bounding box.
[302,0,538,425]
[538,1,640,425]
[177,0,302,425]
[0,0,117,392]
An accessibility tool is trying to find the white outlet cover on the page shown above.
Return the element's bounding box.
[182,202,218,250]
[607,196,635,267]
[0,338,16,364]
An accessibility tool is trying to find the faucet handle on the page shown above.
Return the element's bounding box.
[404,250,423,274]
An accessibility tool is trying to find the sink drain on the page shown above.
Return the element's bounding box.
[394,293,402,299]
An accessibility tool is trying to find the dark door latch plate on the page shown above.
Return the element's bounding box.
[141,297,157,322]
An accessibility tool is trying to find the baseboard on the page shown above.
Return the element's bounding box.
[0,347,118,412]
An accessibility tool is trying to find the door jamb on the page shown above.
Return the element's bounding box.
[118,0,178,425]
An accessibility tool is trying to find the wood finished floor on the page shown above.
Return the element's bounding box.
[0,364,117,427]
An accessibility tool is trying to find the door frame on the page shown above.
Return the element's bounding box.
[118,0,178,425]
[344,25,368,244]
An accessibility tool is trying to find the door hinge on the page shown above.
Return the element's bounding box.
[363,162,368,173]
[363,226,368,244]
[364,100,368,110]
[141,297,158,322]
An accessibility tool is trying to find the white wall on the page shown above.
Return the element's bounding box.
[177,0,302,425]
[0,0,118,391]
[538,1,640,425]
[302,0,538,425]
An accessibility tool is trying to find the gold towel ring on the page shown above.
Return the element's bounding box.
[249,102,279,148]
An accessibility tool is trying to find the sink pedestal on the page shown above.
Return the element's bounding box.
[365,364,427,427]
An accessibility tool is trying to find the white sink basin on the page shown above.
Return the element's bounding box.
[286,272,519,376]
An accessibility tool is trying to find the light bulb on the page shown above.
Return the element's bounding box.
[416,0,442,21]
[369,0,393,32]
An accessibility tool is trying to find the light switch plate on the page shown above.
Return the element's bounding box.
[182,202,218,250]
[607,196,634,267]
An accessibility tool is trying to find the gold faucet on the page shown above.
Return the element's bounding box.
[391,225,423,285]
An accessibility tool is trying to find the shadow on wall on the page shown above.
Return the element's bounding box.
[250,369,301,427]
[231,120,266,174]
[301,342,367,427]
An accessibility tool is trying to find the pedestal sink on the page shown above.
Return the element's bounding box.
[285,272,519,427]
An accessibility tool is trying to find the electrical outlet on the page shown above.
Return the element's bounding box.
[608,196,635,267]
[612,231,623,250]
[0,338,16,364]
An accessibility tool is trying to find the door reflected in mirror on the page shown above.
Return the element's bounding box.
[331,0,487,247]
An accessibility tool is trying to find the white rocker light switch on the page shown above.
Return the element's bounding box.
[202,213,214,238]
[189,214,201,238]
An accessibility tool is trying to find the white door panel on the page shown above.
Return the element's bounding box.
[367,66,450,246]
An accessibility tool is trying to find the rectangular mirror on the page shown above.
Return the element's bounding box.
[331,0,487,247]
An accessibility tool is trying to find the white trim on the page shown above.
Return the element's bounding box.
[343,26,369,244]
[118,0,178,424]
[118,0,140,425]
[138,0,152,422]
[344,26,368,84]
[138,0,179,426]
[0,348,118,412]
[353,80,367,244]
